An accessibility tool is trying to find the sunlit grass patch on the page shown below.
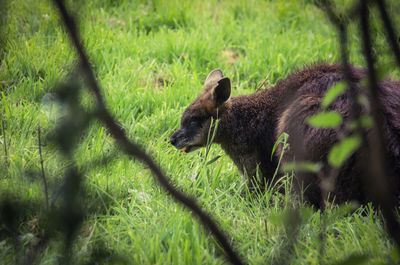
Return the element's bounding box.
[1,0,400,264]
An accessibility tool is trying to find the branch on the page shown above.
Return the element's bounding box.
[317,0,400,251]
[359,0,400,249]
[375,0,400,69]
[1,114,8,169]
[38,125,49,210]
[52,1,244,264]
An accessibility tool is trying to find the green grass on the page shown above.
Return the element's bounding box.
[1,0,400,264]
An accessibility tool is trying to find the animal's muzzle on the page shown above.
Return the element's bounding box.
[170,129,184,148]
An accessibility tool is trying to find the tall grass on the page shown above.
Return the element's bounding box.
[1,0,400,264]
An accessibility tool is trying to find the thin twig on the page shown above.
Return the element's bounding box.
[359,0,400,249]
[319,1,364,125]
[52,1,244,264]
[38,125,49,210]
[375,0,400,69]
[319,1,367,210]
[317,0,400,253]
[1,113,9,170]
[318,211,327,265]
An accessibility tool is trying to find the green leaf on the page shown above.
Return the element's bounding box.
[330,202,360,219]
[376,62,392,81]
[347,115,374,130]
[360,115,373,128]
[390,247,400,263]
[322,81,347,109]
[328,135,362,168]
[332,254,369,265]
[282,161,322,173]
[268,212,285,226]
[306,111,343,128]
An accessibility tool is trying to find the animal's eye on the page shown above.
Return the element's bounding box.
[182,115,206,127]
[188,117,205,127]
[190,119,200,126]
[192,116,205,123]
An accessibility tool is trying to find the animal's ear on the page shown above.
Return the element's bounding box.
[205,69,224,85]
[212,77,231,106]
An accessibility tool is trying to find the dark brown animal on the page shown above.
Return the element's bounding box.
[170,63,400,208]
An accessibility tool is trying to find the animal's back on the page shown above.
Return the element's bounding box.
[274,63,400,206]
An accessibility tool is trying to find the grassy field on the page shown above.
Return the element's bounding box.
[1,0,400,264]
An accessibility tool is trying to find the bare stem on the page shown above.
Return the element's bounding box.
[375,0,400,69]
[52,1,244,264]
[38,125,49,210]
[1,113,9,169]
[359,0,400,250]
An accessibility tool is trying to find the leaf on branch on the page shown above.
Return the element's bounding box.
[390,247,400,264]
[282,161,322,173]
[347,115,374,130]
[322,81,347,109]
[332,253,369,265]
[328,135,362,168]
[306,111,343,128]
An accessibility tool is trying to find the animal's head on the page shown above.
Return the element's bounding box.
[170,69,231,153]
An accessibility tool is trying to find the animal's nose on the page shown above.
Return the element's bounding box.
[170,133,177,146]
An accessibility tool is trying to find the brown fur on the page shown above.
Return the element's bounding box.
[171,63,400,208]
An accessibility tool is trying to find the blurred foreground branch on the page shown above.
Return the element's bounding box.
[52,0,244,264]
[318,0,400,250]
